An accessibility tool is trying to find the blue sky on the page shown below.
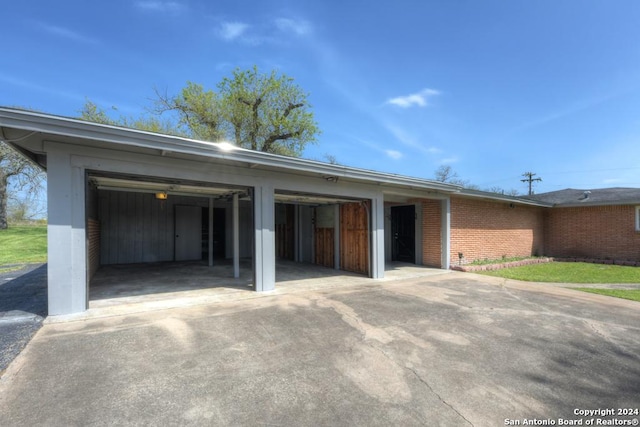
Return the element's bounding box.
[2,0,640,194]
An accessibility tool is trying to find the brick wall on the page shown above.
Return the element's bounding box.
[544,205,640,262]
[421,199,442,267]
[87,218,100,280]
[450,197,544,265]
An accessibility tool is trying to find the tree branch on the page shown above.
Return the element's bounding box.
[261,131,302,152]
[283,103,303,118]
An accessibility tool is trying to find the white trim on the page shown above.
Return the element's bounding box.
[636,206,640,231]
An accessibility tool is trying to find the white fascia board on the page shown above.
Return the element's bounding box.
[0,107,461,194]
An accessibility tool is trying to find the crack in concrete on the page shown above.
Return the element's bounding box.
[366,344,430,425]
[408,367,474,427]
[318,293,473,425]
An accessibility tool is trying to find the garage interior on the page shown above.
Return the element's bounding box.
[86,172,379,307]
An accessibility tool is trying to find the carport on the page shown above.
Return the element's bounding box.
[87,258,448,316]
[0,107,459,316]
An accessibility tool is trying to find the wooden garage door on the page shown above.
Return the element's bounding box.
[314,205,334,268]
[340,202,369,275]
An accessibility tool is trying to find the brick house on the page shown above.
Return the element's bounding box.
[438,187,640,267]
[528,188,640,263]
[1,107,638,315]
[419,192,547,267]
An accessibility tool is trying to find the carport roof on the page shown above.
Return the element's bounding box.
[0,107,460,195]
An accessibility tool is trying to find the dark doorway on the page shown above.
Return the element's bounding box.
[391,205,416,263]
[212,208,226,259]
[202,208,227,260]
[275,204,295,260]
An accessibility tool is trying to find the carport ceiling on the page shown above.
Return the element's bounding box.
[90,175,362,205]
[275,190,363,206]
[90,175,246,199]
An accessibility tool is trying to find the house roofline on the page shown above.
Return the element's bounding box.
[456,188,553,207]
[0,107,461,194]
[546,201,640,208]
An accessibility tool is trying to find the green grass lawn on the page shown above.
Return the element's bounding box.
[478,261,640,283]
[478,261,640,302]
[572,288,640,302]
[0,225,47,266]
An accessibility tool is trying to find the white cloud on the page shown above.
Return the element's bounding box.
[439,157,459,164]
[35,22,98,44]
[385,124,417,147]
[275,18,312,36]
[218,21,250,41]
[387,88,440,108]
[385,150,403,160]
[135,1,184,12]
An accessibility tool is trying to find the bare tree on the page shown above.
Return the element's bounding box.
[433,165,469,186]
[0,142,45,229]
[486,186,520,196]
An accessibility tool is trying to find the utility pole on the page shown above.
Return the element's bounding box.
[521,171,542,195]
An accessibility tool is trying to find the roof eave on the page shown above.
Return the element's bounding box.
[552,201,640,208]
[0,107,460,193]
[457,189,552,207]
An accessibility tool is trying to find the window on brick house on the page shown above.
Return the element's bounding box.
[636,206,640,231]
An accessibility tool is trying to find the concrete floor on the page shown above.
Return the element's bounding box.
[83,260,449,321]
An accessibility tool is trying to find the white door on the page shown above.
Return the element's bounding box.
[175,205,202,261]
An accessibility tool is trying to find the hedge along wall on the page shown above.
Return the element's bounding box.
[544,205,640,262]
[449,197,545,266]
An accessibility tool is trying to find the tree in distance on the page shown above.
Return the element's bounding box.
[81,66,320,157]
[0,142,44,229]
[433,165,519,195]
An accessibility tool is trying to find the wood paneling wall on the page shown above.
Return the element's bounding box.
[314,205,335,268]
[340,202,369,275]
[314,228,334,268]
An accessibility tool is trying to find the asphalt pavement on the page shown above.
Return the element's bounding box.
[0,264,47,374]
[1,271,638,426]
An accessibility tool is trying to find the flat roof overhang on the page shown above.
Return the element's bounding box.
[0,107,461,198]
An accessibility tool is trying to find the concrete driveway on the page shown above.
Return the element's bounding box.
[1,272,638,426]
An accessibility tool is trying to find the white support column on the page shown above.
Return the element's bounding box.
[441,197,451,270]
[333,204,340,270]
[253,185,275,291]
[208,198,214,267]
[233,193,240,278]
[370,195,385,279]
[47,151,87,315]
